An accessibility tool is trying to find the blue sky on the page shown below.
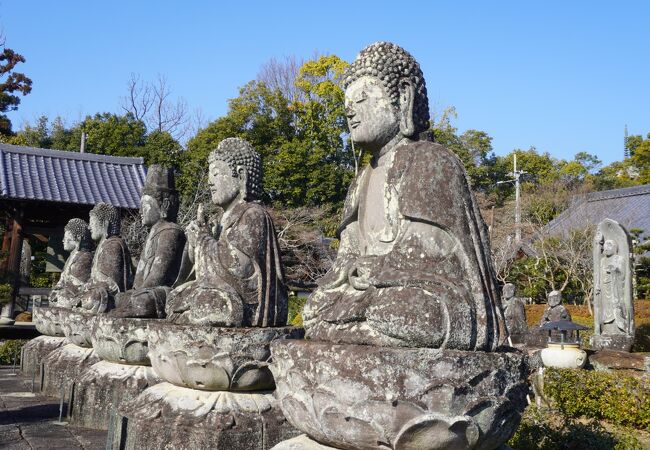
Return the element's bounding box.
[2,1,649,165]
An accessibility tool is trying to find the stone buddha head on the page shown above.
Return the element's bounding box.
[502,283,516,301]
[548,290,562,308]
[140,165,179,227]
[207,138,262,208]
[89,202,121,241]
[603,239,617,257]
[343,42,430,154]
[63,218,93,252]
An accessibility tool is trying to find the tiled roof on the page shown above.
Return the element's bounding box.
[545,184,650,249]
[0,143,146,209]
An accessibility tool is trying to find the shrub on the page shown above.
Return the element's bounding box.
[544,368,650,431]
[0,283,11,305]
[287,294,307,327]
[0,339,26,365]
[509,406,642,450]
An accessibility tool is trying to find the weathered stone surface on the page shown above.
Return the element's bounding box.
[32,306,65,337]
[69,360,162,430]
[118,382,299,450]
[41,343,99,398]
[592,218,635,352]
[589,349,650,372]
[111,165,186,319]
[148,321,303,391]
[48,218,94,308]
[91,316,154,365]
[20,335,66,376]
[166,138,288,328]
[61,309,97,348]
[271,340,528,450]
[502,284,528,345]
[302,42,506,352]
[273,434,338,449]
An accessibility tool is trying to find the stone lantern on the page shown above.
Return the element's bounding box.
[540,320,589,369]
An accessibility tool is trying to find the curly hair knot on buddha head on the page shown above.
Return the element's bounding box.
[343,41,430,136]
[64,218,93,250]
[90,202,121,236]
[209,138,263,201]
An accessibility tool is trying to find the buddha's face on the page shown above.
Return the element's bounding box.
[89,214,107,241]
[345,76,399,152]
[62,230,78,252]
[141,195,161,227]
[548,291,561,307]
[502,284,515,299]
[604,239,617,257]
[209,159,241,207]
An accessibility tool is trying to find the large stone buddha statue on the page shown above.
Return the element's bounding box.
[49,218,94,308]
[165,137,288,327]
[111,165,186,318]
[303,41,507,351]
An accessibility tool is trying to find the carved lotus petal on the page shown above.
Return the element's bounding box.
[394,413,479,450]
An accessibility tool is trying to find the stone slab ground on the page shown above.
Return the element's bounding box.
[0,366,106,449]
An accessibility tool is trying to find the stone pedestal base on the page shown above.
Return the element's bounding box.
[117,382,299,449]
[271,340,529,450]
[590,334,634,352]
[41,343,99,398]
[69,360,162,430]
[20,336,67,377]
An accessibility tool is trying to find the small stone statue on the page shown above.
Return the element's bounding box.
[302,42,506,351]
[49,219,94,308]
[502,283,528,343]
[111,166,186,318]
[76,203,134,313]
[166,138,288,327]
[592,218,635,351]
[540,290,571,325]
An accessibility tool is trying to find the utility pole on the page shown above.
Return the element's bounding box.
[497,153,527,242]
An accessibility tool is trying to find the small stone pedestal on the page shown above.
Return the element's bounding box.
[70,360,161,430]
[20,335,67,377]
[68,316,161,430]
[118,382,297,449]
[41,342,100,397]
[590,334,634,352]
[271,340,529,450]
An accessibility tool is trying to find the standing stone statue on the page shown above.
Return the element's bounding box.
[49,219,94,308]
[502,283,528,344]
[75,203,134,313]
[166,137,288,327]
[591,218,635,351]
[111,166,186,318]
[271,42,527,450]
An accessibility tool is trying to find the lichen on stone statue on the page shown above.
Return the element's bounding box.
[165,137,288,327]
[110,165,186,319]
[49,218,94,308]
[63,202,134,313]
[302,41,507,351]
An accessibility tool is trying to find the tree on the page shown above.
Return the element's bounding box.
[0,37,32,135]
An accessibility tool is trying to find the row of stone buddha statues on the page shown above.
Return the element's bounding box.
[48,137,286,329]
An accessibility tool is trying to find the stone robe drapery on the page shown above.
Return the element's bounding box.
[308,140,507,351]
[49,248,93,307]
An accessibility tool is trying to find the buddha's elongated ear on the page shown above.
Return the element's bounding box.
[399,79,416,137]
[236,165,248,198]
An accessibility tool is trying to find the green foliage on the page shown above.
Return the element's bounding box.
[0,45,33,135]
[509,406,642,450]
[0,283,11,305]
[287,294,306,327]
[0,339,25,364]
[630,228,650,300]
[544,368,650,431]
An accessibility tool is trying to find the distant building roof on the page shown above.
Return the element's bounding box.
[545,184,650,247]
[0,143,146,209]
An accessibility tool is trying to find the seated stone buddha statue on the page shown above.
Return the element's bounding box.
[302,42,507,351]
[110,165,186,318]
[49,218,94,308]
[74,203,134,313]
[165,138,288,327]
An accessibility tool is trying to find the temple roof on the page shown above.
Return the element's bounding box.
[0,143,146,209]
